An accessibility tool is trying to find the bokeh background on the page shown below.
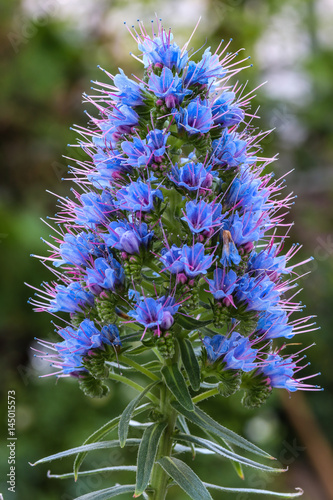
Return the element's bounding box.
[1,0,333,499]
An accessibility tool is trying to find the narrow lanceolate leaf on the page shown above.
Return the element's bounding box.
[178,337,201,391]
[171,402,274,459]
[174,434,285,472]
[177,415,196,459]
[134,421,167,497]
[204,483,304,498]
[47,465,137,480]
[157,457,213,500]
[208,433,244,480]
[30,439,140,466]
[119,382,158,448]
[161,364,194,411]
[74,403,150,479]
[177,315,213,331]
[74,484,136,500]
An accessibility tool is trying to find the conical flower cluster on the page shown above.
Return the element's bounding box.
[29,18,321,405]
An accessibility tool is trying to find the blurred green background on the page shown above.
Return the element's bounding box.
[1,0,333,499]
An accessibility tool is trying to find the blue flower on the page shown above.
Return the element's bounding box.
[203,331,258,372]
[111,105,139,134]
[207,268,238,303]
[220,230,241,266]
[235,274,280,312]
[169,162,214,191]
[85,257,124,292]
[115,180,163,212]
[148,67,190,107]
[160,245,184,274]
[184,48,227,86]
[211,91,244,127]
[181,243,213,277]
[113,69,144,107]
[257,354,298,391]
[226,169,268,213]
[49,282,94,313]
[75,191,115,226]
[146,129,170,160]
[138,32,188,71]
[128,296,179,334]
[248,246,288,280]
[53,231,99,268]
[121,137,152,168]
[174,99,213,135]
[104,221,153,254]
[212,131,247,168]
[226,211,263,247]
[182,200,223,234]
[93,106,139,150]
[88,153,132,188]
[257,310,294,339]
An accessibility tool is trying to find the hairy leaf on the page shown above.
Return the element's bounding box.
[178,337,201,391]
[73,403,150,479]
[119,382,158,448]
[161,364,193,411]
[157,457,213,500]
[204,483,304,497]
[74,484,136,499]
[47,465,136,480]
[135,421,167,496]
[177,315,213,331]
[171,402,274,459]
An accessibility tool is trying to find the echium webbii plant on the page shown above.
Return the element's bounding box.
[28,17,322,500]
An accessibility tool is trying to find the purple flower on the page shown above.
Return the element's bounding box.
[146,129,170,160]
[207,268,238,304]
[148,67,190,107]
[104,221,153,254]
[235,274,280,312]
[181,243,213,277]
[115,180,163,212]
[53,231,99,268]
[160,245,184,274]
[138,32,188,71]
[182,200,223,234]
[211,91,244,127]
[113,69,144,107]
[174,99,213,135]
[203,331,258,372]
[184,48,227,86]
[257,310,294,339]
[85,257,124,292]
[128,296,179,334]
[121,137,152,168]
[169,162,214,191]
[89,153,132,187]
[49,282,94,313]
[212,132,247,168]
[75,191,115,226]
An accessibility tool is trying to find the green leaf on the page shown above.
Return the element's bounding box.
[207,433,244,480]
[73,484,136,499]
[74,403,150,479]
[177,315,213,331]
[47,465,137,480]
[204,483,304,497]
[177,337,201,391]
[119,382,158,448]
[177,415,196,459]
[135,422,167,496]
[157,457,213,500]
[30,439,140,466]
[171,402,274,459]
[174,434,285,472]
[161,364,194,411]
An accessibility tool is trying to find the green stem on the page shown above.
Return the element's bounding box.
[108,372,159,405]
[149,350,180,500]
[192,387,219,404]
[119,355,160,382]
